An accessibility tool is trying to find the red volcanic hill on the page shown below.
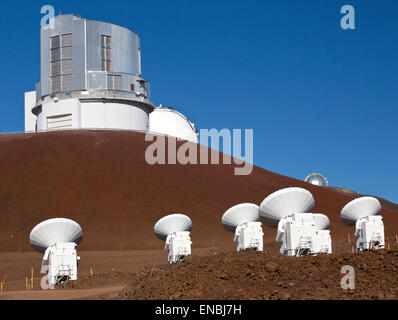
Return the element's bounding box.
[0,130,396,252]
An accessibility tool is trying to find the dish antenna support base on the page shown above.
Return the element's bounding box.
[42,242,80,287]
[355,216,385,251]
[165,231,192,263]
[276,213,332,257]
[234,222,264,252]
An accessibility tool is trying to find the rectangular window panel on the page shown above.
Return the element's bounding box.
[50,36,60,49]
[101,60,112,72]
[62,33,73,46]
[101,35,111,48]
[101,60,107,72]
[113,75,121,90]
[107,75,113,89]
[61,59,73,74]
[50,61,60,77]
[61,74,73,91]
[101,36,105,48]
[130,84,134,91]
[101,35,111,71]
[101,47,106,61]
[61,46,73,59]
[50,48,60,62]
[51,76,61,93]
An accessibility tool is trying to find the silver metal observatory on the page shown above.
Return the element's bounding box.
[25,14,153,132]
[24,14,198,143]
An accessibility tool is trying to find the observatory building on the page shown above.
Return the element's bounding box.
[304,173,328,187]
[24,14,198,142]
[25,14,152,132]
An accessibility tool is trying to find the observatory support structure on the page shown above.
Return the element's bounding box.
[276,213,332,257]
[42,242,80,287]
[355,216,385,251]
[165,231,192,263]
[234,222,264,252]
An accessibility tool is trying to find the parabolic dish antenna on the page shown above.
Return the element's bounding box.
[259,187,315,227]
[154,214,192,240]
[340,197,382,226]
[221,203,260,232]
[30,218,83,253]
[313,213,330,230]
[304,173,328,187]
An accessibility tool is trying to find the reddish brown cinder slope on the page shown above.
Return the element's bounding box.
[0,130,396,252]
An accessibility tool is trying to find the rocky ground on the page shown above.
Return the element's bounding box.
[68,243,398,300]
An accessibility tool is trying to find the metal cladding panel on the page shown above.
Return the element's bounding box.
[61,59,73,74]
[86,20,140,75]
[40,15,75,97]
[40,15,85,97]
[87,71,107,90]
[62,74,73,91]
[40,25,50,96]
[71,18,86,91]
[24,91,37,131]
[110,24,140,75]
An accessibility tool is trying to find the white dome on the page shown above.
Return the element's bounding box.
[313,213,330,230]
[149,107,198,143]
[340,197,381,226]
[259,187,315,227]
[154,214,192,240]
[221,203,260,232]
[30,218,83,253]
[304,173,328,187]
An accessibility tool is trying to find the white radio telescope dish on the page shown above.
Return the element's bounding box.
[30,218,83,253]
[313,213,330,230]
[154,214,193,240]
[340,197,382,226]
[259,187,315,227]
[222,203,260,232]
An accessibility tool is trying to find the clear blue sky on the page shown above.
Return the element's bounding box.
[0,0,397,202]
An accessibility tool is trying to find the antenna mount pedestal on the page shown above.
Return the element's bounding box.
[234,222,264,252]
[42,242,79,287]
[165,231,192,264]
[355,216,385,251]
[276,213,332,257]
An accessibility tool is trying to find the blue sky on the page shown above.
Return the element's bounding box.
[0,0,397,202]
